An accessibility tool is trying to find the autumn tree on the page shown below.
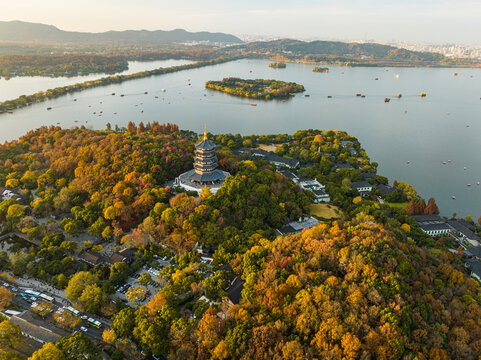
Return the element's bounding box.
[65,271,98,302]
[102,329,117,345]
[126,286,146,306]
[0,287,14,310]
[29,342,65,360]
[32,302,53,318]
[0,319,22,351]
[424,197,439,215]
[54,311,81,329]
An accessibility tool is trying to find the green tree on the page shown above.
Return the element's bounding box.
[112,308,135,338]
[109,262,129,285]
[88,217,107,236]
[138,273,152,287]
[9,252,28,275]
[56,333,100,360]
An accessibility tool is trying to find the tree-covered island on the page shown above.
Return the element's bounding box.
[205,77,305,100]
[268,62,286,68]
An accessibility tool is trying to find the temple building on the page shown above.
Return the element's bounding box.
[174,127,230,194]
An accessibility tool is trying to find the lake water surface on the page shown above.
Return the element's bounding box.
[0,59,480,219]
[0,59,193,101]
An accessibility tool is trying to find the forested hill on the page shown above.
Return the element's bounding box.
[0,21,243,44]
[236,39,446,62]
[1,126,480,359]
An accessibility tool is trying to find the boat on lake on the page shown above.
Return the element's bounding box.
[384,98,390,103]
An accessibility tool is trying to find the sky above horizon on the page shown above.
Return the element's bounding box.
[2,0,480,44]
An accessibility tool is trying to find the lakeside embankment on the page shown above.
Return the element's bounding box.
[0,56,243,114]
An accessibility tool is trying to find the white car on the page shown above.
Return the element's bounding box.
[81,315,88,320]
[80,326,88,332]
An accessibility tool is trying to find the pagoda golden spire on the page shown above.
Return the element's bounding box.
[203,124,207,140]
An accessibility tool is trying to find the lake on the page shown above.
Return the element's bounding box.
[0,59,193,102]
[0,58,480,219]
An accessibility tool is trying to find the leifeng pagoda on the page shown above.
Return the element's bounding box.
[174,126,230,194]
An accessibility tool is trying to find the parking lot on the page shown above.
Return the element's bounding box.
[112,256,171,306]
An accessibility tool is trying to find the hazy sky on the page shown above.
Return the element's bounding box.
[2,0,480,44]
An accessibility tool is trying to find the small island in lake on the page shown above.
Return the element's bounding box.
[205,77,305,100]
[312,67,329,73]
[269,62,287,68]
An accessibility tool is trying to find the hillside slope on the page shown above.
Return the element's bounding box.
[238,39,446,62]
[0,20,243,44]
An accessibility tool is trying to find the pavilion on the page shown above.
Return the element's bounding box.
[174,126,230,194]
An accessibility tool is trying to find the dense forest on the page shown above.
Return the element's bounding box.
[0,126,480,359]
[206,78,305,100]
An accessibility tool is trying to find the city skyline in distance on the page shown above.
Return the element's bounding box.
[2,0,481,45]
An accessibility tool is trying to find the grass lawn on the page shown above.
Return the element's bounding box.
[309,203,342,220]
[256,144,280,152]
[384,202,408,210]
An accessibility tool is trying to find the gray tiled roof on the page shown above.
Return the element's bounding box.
[413,214,444,223]
[418,222,451,231]
[448,220,481,240]
[279,170,299,181]
[351,181,372,189]
[195,139,216,150]
[332,163,354,170]
[250,149,300,168]
[376,184,395,194]
[188,169,230,182]
[227,277,245,305]
[466,259,481,278]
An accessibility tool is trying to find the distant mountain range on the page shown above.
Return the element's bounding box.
[0,21,243,44]
[0,21,449,63]
[236,39,446,62]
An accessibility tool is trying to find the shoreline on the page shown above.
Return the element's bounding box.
[0,56,243,115]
